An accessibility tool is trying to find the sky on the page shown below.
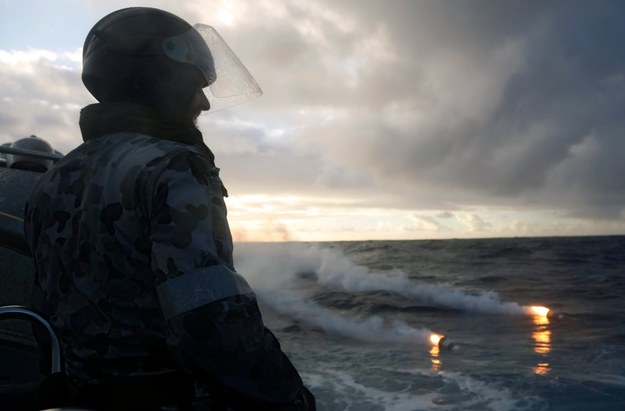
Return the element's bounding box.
[1,0,625,242]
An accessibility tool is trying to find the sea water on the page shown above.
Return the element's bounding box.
[235,236,625,411]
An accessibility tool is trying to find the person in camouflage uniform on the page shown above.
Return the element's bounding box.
[24,7,314,411]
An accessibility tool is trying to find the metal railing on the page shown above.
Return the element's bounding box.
[0,305,61,374]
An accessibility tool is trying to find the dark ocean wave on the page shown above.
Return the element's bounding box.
[477,246,534,259]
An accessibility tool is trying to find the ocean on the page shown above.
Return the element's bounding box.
[234,236,625,411]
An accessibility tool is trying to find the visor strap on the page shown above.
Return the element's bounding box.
[157,265,254,320]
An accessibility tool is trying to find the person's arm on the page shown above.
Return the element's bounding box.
[149,151,314,410]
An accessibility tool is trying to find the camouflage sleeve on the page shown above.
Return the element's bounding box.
[149,151,313,410]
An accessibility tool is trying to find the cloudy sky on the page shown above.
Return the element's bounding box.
[2,0,625,241]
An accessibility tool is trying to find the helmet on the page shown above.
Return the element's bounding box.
[82,7,261,113]
[6,135,54,172]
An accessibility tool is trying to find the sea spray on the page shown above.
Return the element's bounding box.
[236,242,525,315]
[258,290,434,345]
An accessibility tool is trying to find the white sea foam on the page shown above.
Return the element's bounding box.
[304,367,544,411]
[304,369,442,411]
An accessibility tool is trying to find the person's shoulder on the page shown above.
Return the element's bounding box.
[94,132,207,162]
[160,149,215,185]
[128,133,211,160]
[115,135,214,183]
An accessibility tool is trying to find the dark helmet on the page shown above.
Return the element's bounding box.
[6,136,54,172]
[83,7,262,114]
[82,7,215,114]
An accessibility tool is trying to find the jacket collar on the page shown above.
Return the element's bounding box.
[79,102,205,147]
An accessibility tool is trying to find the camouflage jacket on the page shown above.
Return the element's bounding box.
[24,103,313,410]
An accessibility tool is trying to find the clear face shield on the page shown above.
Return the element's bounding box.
[162,24,262,112]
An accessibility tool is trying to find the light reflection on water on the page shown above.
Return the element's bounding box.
[430,344,442,372]
[532,313,551,375]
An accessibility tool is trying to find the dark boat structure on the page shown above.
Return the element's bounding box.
[0,137,67,410]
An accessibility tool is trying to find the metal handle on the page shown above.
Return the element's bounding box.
[0,145,63,162]
[0,305,62,374]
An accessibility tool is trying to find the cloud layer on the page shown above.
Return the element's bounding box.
[2,0,624,239]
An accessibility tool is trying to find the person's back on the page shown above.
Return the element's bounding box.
[24,7,314,411]
[27,129,211,383]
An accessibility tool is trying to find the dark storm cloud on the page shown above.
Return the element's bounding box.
[426,1,625,217]
[247,0,625,219]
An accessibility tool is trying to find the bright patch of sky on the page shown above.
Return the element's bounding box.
[0,0,91,52]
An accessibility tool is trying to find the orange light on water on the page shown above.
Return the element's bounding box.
[533,362,551,376]
[529,305,552,375]
[533,330,551,355]
[430,344,442,372]
[429,333,443,371]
